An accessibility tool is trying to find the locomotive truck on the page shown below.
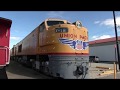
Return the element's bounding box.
[0,17,12,79]
[10,18,89,79]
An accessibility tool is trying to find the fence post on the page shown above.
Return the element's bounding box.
[114,62,116,79]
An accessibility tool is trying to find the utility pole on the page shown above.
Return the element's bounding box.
[113,11,120,70]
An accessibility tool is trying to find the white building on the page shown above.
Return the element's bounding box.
[89,37,120,62]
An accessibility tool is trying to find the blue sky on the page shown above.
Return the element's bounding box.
[0,11,120,49]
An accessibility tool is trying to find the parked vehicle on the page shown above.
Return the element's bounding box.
[89,56,99,63]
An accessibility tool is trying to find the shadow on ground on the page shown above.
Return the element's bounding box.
[0,67,8,79]
[6,60,52,79]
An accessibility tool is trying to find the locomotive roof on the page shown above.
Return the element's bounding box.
[45,18,66,21]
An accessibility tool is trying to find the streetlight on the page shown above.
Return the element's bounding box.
[113,11,120,70]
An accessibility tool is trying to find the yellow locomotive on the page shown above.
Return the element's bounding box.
[11,18,89,79]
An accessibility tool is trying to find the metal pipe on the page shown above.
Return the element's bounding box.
[113,11,120,70]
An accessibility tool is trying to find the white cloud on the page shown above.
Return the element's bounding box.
[94,16,120,28]
[92,35,112,40]
[47,11,64,18]
[10,36,21,40]
[94,21,100,24]
[100,18,114,27]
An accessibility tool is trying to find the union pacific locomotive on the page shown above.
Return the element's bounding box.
[10,18,89,79]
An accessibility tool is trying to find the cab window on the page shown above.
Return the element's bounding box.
[40,22,45,32]
[47,21,64,26]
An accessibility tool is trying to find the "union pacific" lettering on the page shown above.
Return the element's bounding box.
[59,34,88,40]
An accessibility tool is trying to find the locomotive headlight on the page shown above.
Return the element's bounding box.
[55,28,68,33]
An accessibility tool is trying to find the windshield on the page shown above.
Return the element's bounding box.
[47,21,64,26]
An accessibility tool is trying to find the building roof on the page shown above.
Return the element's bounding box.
[89,36,120,45]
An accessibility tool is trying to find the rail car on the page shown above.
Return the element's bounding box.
[10,18,89,79]
[0,17,12,78]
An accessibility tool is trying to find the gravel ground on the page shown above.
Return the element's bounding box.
[88,62,119,79]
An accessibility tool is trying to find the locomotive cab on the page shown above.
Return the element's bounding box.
[40,19,89,54]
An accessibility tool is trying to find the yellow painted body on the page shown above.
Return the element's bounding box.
[12,18,89,56]
[38,24,89,54]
